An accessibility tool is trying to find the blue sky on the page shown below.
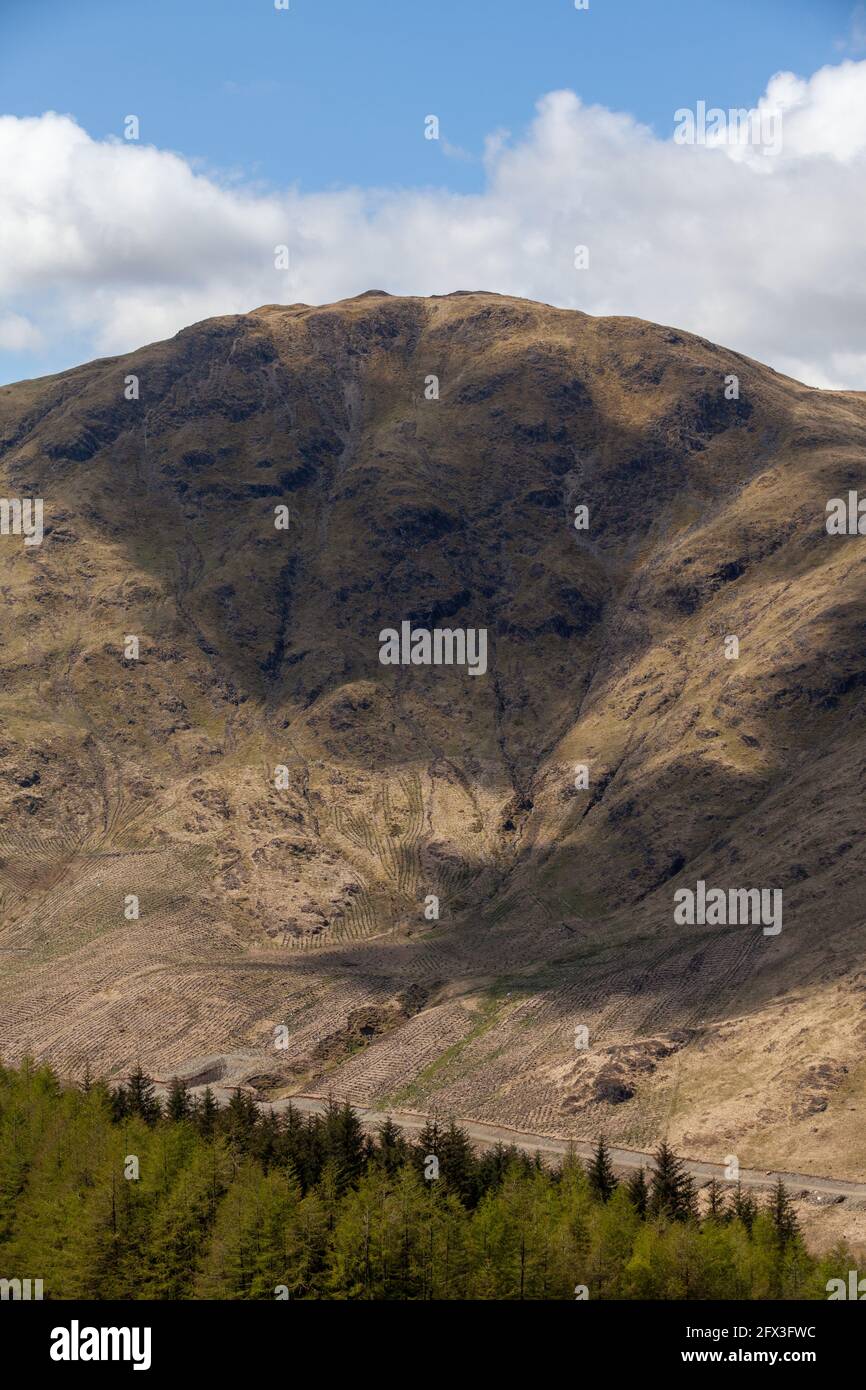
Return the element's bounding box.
[0,0,864,388]
[0,0,857,196]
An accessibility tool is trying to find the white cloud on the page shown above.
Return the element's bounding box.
[0,312,43,351]
[0,59,865,388]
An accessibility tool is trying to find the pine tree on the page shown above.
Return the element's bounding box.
[224,1088,258,1152]
[414,1118,442,1186]
[126,1066,161,1126]
[438,1119,476,1204]
[166,1076,191,1123]
[586,1136,618,1203]
[626,1165,648,1217]
[299,1112,327,1188]
[768,1177,799,1251]
[252,1110,282,1172]
[476,1141,515,1193]
[322,1101,365,1190]
[110,1082,130,1121]
[196,1087,219,1139]
[678,1168,698,1223]
[279,1103,310,1187]
[704,1177,728,1223]
[649,1142,696,1222]
[731,1181,758,1235]
[375,1116,409,1175]
[416,1118,441,1158]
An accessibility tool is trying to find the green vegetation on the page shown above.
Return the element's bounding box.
[382,995,504,1106]
[0,1060,853,1300]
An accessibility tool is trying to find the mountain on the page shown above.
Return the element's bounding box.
[1,289,866,1186]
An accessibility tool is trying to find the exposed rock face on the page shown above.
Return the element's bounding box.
[1,291,865,1171]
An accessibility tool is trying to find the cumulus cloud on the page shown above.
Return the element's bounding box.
[0,59,865,387]
[0,312,42,351]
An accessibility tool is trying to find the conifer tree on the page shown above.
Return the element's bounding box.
[322,1100,365,1190]
[649,1142,696,1222]
[768,1177,800,1251]
[416,1118,441,1158]
[438,1119,476,1204]
[414,1118,442,1188]
[375,1116,409,1175]
[196,1086,219,1139]
[253,1109,282,1172]
[300,1112,327,1188]
[704,1177,727,1223]
[626,1165,648,1217]
[731,1181,758,1235]
[587,1136,618,1203]
[110,1081,130,1122]
[476,1141,515,1193]
[126,1065,161,1126]
[279,1103,311,1187]
[166,1076,191,1123]
[224,1088,258,1152]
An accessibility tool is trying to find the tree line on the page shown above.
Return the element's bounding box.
[0,1058,853,1300]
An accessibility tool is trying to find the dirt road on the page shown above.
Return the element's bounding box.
[211,1088,866,1202]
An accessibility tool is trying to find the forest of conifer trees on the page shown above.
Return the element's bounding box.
[0,1059,854,1300]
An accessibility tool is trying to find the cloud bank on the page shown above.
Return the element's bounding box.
[1,59,865,388]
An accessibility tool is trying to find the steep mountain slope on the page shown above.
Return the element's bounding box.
[1,290,865,1180]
